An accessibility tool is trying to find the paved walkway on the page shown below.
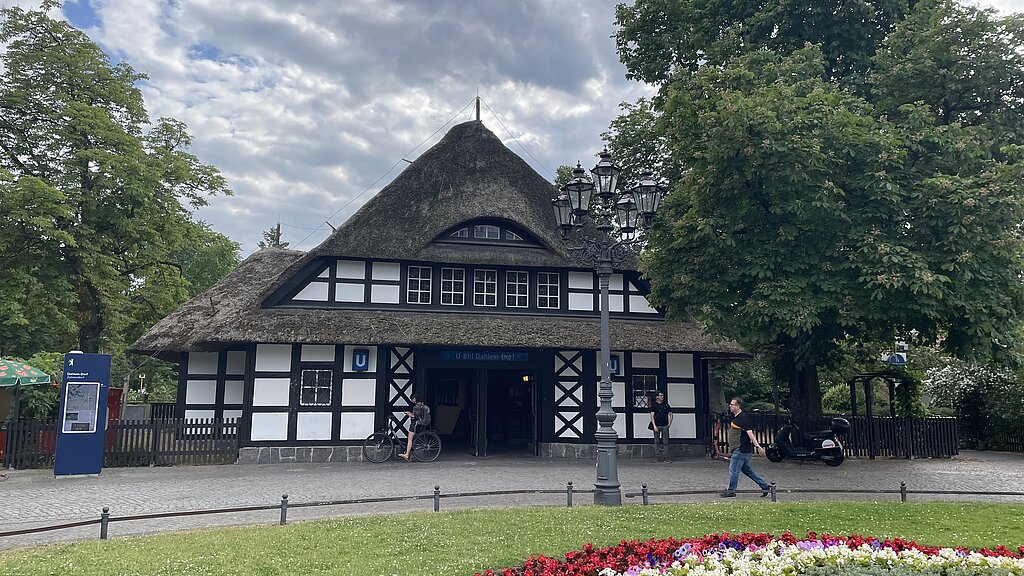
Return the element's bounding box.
[1,450,1022,550]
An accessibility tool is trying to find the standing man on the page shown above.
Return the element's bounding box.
[650,391,673,462]
[720,396,771,497]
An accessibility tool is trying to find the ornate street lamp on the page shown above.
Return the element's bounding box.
[551,149,666,506]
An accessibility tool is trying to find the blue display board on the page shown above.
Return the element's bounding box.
[54,352,111,476]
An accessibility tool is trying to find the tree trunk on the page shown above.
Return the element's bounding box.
[773,335,823,424]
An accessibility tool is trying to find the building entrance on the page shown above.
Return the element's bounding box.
[426,368,536,457]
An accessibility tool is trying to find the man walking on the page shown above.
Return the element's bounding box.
[720,396,771,498]
[650,391,673,462]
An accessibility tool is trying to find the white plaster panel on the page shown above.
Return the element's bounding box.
[297,412,333,440]
[335,283,365,302]
[253,377,290,406]
[389,378,410,402]
[556,413,580,438]
[336,260,366,279]
[343,346,378,372]
[317,268,330,279]
[301,345,336,362]
[187,352,218,375]
[629,295,658,314]
[631,352,661,369]
[668,382,696,408]
[568,292,593,311]
[255,344,291,372]
[633,412,655,439]
[370,284,400,304]
[342,378,377,406]
[226,351,246,375]
[598,294,624,312]
[594,381,626,408]
[184,409,215,421]
[614,413,626,438]
[185,380,216,404]
[223,409,242,421]
[250,412,289,441]
[667,353,695,378]
[670,413,697,439]
[340,412,375,439]
[628,280,643,293]
[557,383,583,407]
[224,380,244,404]
[610,274,624,291]
[371,261,401,281]
[568,271,593,289]
[294,282,329,301]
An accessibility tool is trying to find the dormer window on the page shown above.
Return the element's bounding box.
[474,225,500,239]
[435,220,540,248]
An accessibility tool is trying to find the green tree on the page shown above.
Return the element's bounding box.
[258,222,289,249]
[615,0,1024,421]
[0,2,231,354]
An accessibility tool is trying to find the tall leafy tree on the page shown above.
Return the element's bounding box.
[0,2,232,354]
[626,0,1024,421]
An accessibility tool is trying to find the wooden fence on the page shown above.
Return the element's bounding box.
[2,418,238,470]
[710,412,959,459]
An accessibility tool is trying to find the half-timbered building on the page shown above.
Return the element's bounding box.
[130,120,747,463]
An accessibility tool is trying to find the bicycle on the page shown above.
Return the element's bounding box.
[362,419,442,463]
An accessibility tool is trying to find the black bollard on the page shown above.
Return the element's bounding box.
[100,507,109,540]
[433,485,440,512]
[900,481,907,503]
[566,481,574,508]
[641,484,649,506]
[280,494,289,525]
[770,482,777,503]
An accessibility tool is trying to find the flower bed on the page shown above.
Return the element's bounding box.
[477,533,1024,576]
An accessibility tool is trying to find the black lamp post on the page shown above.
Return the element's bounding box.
[552,150,666,506]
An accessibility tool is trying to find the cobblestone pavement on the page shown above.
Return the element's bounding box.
[1,450,1022,550]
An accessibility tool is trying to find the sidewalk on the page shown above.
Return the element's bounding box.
[2,451,1022,550]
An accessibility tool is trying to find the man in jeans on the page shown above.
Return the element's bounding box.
[720,396,771,497]
[650,391,673,462]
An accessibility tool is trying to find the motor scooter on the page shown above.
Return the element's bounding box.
[765,417,849,467]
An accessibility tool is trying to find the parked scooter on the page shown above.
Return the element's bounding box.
[765,417,849,467]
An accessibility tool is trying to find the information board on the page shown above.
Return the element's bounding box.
[54,353,111,476]
[62,382,100,433]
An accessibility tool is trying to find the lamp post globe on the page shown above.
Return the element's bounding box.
[554,150,666,506]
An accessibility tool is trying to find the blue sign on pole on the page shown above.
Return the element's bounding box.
[54,352,111,476]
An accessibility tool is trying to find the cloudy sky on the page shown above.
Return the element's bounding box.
[7,0,1024,256]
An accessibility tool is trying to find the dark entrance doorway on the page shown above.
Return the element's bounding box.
[425,368,536,457]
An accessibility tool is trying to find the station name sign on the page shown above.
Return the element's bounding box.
[441,350,529,362]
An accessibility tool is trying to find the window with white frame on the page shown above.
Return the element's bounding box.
[441,268,465,305]
[450,228,468,238]
[537,272,560,309]
[633,374,659,409]
[300,369,332,406]
[505,230,523,241]
[474,225,500,239]
[407,266,432,304]
[506,271,528,307]
[473,269,497,306]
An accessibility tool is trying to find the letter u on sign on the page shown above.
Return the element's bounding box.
[352,349,370,371]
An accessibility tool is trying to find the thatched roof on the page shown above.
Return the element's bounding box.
[130,120,747,361]
[130,247,747,361]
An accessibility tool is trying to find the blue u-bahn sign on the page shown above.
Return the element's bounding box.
[54,352,111,476]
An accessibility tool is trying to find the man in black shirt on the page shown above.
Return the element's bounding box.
[649,391,673,462]
[721,396,771,498]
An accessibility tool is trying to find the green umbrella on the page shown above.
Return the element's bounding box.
[0,358,51,387]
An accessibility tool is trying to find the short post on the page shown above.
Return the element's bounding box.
[433,485,441,512]
[769,482,777,502]
[641,484,649,506]
[280,494,289,525]
[566,481,574,508]
[900,481,907,503]
[100,507,109,540]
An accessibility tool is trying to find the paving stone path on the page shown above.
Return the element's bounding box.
[1,450,1022,550]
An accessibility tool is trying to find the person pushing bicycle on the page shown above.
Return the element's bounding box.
[399,394,430,461]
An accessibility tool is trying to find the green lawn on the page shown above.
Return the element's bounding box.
[2,502,1022,576]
